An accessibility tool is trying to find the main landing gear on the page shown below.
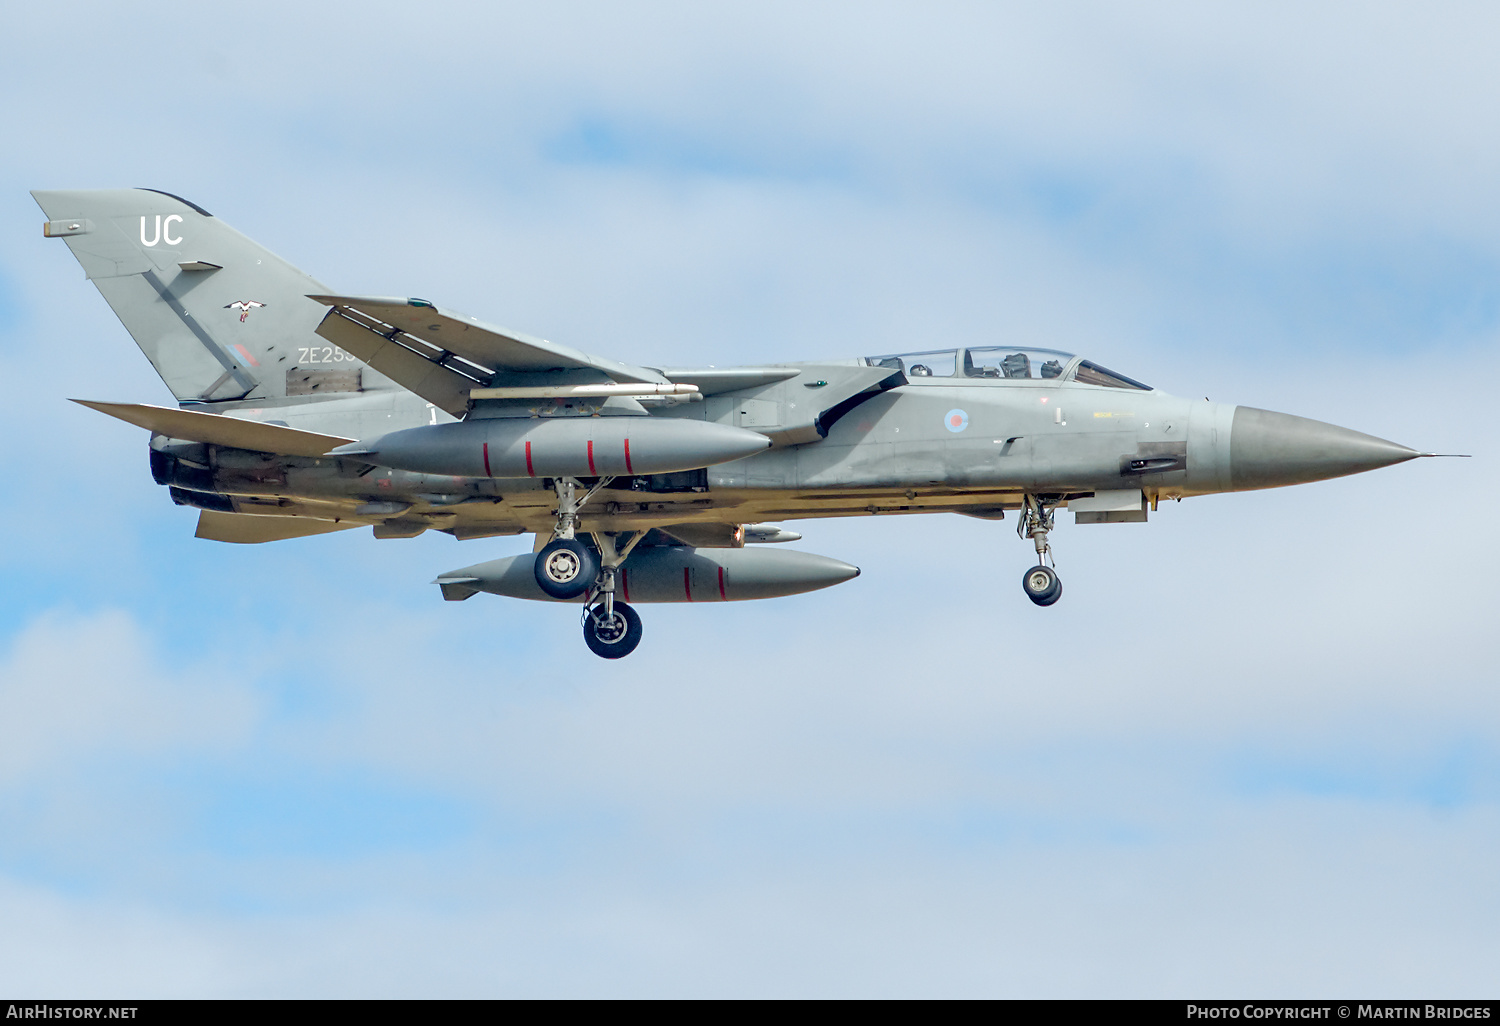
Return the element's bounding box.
[534,477,612,599]
[583,600,643,659]
[1018,494,1062,607]
[535,538,597,598]
[578,529,649,658]
[536,479,650,658]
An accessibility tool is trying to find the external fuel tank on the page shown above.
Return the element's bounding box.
[333,416,772,479]
[436,545,860,603]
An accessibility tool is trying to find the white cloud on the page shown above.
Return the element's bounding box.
[0,878,237,997]
[1,794,1496,997]
[0,610,258,786]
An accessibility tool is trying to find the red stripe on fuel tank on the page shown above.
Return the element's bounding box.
[620,568,629,602]
[624,437,634,474]
[718,566,726,601]
[683,567,692,602]
[525,441,534,477]
[587,439,596,475]
[482,442,491,477]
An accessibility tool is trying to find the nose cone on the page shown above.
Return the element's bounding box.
[1230,407,1419,491]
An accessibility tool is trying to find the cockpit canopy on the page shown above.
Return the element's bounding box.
[865,346,1150,390]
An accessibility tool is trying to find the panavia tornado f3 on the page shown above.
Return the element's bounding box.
[34,188,1454,658]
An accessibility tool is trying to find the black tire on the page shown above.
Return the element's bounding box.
[1022,564,1062,607]
[534,538,599,599]
[583,601,643,659]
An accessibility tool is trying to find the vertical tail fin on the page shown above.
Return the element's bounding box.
[32,188,359,404]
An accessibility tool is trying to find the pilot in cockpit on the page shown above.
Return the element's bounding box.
[910,364,932,376]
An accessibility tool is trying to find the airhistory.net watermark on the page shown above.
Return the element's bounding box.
[5,1007,138,1020]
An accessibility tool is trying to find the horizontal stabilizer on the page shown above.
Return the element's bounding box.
[74,399,356,457]
[310,295,667,415]
[196,510,359,544]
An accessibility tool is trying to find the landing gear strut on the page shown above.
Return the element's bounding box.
[580,530,649,658]
[533,477,613,599]
[1018,494,1062,607]
[532,483,652,657]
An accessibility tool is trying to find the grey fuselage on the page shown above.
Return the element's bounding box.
[157,357,1412,540]
[31,187,1415,542]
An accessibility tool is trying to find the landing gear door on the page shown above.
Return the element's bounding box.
[1071,489,1148,524]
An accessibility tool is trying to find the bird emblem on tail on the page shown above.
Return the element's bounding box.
[225,300,265,322]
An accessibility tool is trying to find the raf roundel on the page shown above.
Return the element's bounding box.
[944,408,969,433]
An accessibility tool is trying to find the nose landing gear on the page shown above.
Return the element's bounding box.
[1018,494,1062,607]
[1022,564,1062,606]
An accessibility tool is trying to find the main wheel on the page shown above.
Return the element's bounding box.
[583,601,643,659]
[1022,564,1062,606]
[534,538,599,599]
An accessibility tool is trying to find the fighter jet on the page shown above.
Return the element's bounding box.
[33,189,1452,658]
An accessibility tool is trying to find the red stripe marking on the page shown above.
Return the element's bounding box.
[620,568,629,602]
[624,437,633,475]
[587,439,596,475]
[525,440,534,477]
[718,566,726,601]
[482,442,492,477]
[683,567,692,602]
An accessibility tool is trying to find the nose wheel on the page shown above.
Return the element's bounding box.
[1018,494,1063,607]
[1022,564,1062,606]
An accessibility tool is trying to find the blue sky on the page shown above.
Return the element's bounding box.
[0,0,1497,997]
